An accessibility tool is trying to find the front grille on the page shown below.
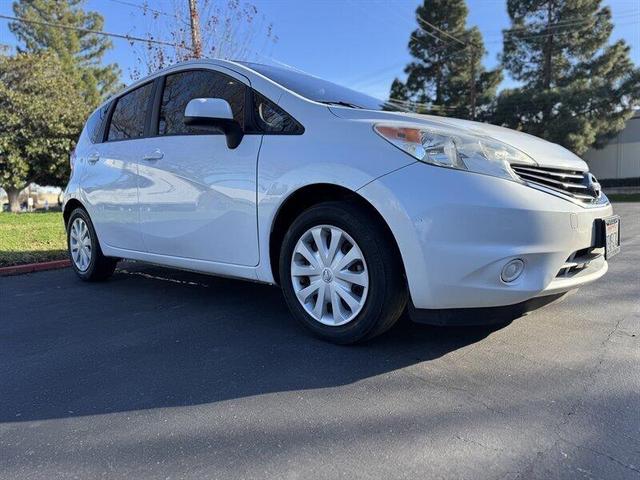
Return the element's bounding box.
[511,164,600,203]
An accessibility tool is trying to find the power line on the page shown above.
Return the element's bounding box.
[0,13,191,50]
[494,8,639,37]
[105,0,190,25]
[416,14,468,46]
[478,10,640,45]
[376,1,465,58]
[346,0,443,53]
[503,11,638,36]
[496,17,640,44]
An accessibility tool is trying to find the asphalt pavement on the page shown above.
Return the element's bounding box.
[1,203,638,479]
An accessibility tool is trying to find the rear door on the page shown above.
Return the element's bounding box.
[82,82,155,252]
[137,68,261,266]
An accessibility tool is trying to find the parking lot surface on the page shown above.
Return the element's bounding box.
[1,203,638,479]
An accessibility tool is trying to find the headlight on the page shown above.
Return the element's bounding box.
[374,124,536,181]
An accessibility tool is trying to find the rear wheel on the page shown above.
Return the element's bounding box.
[67,208,117,281]
[280,201,407,344]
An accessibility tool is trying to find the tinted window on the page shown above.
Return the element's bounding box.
[107,83,153,141]
[85,103,110,143]
[240,62,403,112]
[253,92,303,134]
[159,70,246,136]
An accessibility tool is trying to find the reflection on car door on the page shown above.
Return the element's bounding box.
[83,82,155,252]
[137,68,260,266]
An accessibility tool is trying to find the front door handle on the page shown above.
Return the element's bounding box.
[142,149,164,161]
[87,153,100,164]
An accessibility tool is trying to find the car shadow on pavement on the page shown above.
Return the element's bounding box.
[0,262,509,423]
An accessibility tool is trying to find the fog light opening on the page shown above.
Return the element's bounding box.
[501,259,525,283]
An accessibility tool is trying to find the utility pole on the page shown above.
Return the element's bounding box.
[468,42,478,120]
[188,0,202,58]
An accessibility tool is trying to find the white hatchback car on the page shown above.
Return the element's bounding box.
[64,59,620,344]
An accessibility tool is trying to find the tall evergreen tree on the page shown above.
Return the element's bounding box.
[495,0,640,155]
[389,0,501,120]
[9,0,121,107]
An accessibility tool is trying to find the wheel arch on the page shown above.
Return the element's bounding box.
[62,198,86,228]
[268,183,405,285]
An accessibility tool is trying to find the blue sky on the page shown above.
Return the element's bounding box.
[1,0,638,99]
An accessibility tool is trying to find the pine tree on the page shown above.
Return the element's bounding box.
[495,0,640,155]
[9,0,121,107]
[389,0,501,120]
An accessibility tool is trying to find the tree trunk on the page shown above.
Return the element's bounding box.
[541,0,555,127]
[188,0,203,58]
[5,187,22,213]
[543,2,553,90]
[469,45,478,120]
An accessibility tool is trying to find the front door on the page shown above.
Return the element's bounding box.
[137,68,260,266]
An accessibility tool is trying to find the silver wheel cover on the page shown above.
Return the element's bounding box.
[291,225,369,326]
[69,218,92,272]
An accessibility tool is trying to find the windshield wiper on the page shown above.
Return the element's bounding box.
[319,101,363,109]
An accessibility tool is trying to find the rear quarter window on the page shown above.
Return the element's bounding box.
[85,103,111,143]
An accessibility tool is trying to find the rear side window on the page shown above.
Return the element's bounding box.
[85,103,110,143]
[107,82,153,141]
[252,92,303,134]
[158,70,246,136]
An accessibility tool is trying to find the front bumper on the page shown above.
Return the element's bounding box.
[358,163,614,310]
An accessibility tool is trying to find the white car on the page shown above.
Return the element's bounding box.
[63,59,620,344]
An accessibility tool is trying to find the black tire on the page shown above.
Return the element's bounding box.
[66,207,117,281]
[279,201,408,344]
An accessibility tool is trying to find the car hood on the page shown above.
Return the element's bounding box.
[329,107,588,171]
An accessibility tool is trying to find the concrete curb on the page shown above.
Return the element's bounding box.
[0,259,71,277]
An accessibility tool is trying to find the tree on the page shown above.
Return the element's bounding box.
[494,0,640,155]
[9,0,121,107]
[0,53,87,212]
[389,0,501,120]
[130,0,278,79]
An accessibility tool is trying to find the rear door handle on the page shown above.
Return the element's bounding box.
[87,153,100,164]
[142,149,164,161]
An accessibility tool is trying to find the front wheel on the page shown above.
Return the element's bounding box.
[67,208,117,281]
[279,201,407,344]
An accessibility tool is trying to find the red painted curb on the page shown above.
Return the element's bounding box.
[0,259,71,276]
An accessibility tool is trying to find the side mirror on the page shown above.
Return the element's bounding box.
[184,98,244,149]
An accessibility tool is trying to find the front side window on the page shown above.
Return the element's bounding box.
[159,70,246,136]
[107,82,153,141]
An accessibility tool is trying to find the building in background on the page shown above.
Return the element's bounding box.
[584,111,640,186]
[0,185,63,211]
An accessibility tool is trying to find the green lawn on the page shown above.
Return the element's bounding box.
[607,193,640,202]
[0,211,68,267]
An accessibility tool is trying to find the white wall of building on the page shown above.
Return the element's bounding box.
[584,113,640,180]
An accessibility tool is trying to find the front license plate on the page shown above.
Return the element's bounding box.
[601,215,621,259]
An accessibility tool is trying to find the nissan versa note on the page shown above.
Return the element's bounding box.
[63,59,621,344]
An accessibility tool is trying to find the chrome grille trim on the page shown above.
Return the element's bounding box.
[515,171,588,190]
[512,166,584,180]
[511,164,601,204]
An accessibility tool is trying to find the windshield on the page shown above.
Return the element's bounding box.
[240,62,405,112]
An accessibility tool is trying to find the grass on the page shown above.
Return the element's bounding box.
[607,193,640,202]
[0,211,67,267]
